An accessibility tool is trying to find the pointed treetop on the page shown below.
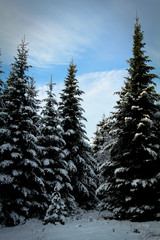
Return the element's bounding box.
[0,49,4,74]
[48,74,56,93]
[69,58,77,71]
[136,10,138,22]
[134,11,141,34]
[70,57,74,66]
[50,74,52,92]
[23,35,26,44]
[134,12,141,32]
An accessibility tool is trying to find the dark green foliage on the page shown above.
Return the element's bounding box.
[0,50,5,133]
[0,50,4,105]
[92,114,111,160]
[59,61,97,209]
[44,191,67,225]
[0,39,45,226]
[92,114,108,153]
[0,49,5,128]
[97,17,160,221]
[39,78,75,218]
[92,115,111,185]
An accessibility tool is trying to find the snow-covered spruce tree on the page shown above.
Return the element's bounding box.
[26,77,48,216]
[0,51,7,217]
[44,191,67,225]
[92,114,107,154]
[0,50,4,106]
[0,39,45,226]
[59,60,97,209]
[97,17,160,221]
[92,115,111,185]
[0,50,5,129]
[28,77,41,127]
[92,115,111,163]
[39,77,75,221]
[0,52,7,217]
[0,49,5,131]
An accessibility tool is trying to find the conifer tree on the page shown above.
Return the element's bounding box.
[59,60,97,209]
[28,77,41,127]
[39,77,75,221]
[0,49,5,131]
[0,50,5,131]
[92,114,111,159]
[44,191,66,225]
[92,115,106,153]
[0,39,45,226]
[97,17,160,221]
[92,115,111,185]
[0,51,7,211]
[0,50,4,104]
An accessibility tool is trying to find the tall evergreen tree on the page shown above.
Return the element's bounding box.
[0,49,5,129]
[97,17,160,221]
[0,39,45,226]
[92,115,111,185]
[92,114,107,153]
[28,77,41,127]
[0,50,5,129]
[0,51,7,211]
[92,114,111,160]
[44,191,67,225]
[59,60,97,209]
[0,50,4,104]
[39,77,75,221]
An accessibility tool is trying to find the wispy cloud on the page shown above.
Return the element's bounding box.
[29,19,93,67]
[78,69,126,139]
[1,0,160,71]
[0,0,102,67]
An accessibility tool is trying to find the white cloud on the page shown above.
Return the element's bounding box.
[78,69,126,139]
[37,69,126,139]
[1,0,160,70]
[0,0,101,67]
[28,19,91,67]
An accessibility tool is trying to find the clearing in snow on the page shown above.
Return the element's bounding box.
[0,210,160,240]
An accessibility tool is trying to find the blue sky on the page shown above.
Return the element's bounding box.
[1,0,160,139]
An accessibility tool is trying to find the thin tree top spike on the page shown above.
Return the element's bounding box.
[135,11,139,24]
[46,74,56,92]
[70,58,75,66]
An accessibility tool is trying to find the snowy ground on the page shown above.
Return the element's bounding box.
[0,210,160,240]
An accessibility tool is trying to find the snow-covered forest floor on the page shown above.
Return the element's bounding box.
[0,210,160,240]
